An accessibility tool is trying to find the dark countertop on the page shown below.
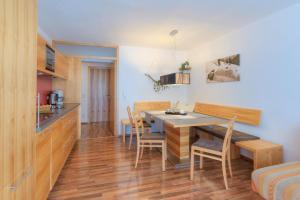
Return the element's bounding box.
[36,103,80,133]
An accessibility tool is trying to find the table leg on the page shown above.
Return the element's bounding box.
[122,123,126,143]
[164,123,190,165]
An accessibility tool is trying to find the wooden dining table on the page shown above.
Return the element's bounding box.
[144,110,229,167]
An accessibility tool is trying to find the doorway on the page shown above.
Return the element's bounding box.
[85,64,115,136]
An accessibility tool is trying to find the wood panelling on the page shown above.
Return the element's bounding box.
[164,123,190,160]
[52,40,118,49]
[37,34,46,71]
[55,50,69,79]
[52,57,81,103]
[89,68,110,122]
[194,102,261,126]
[51,108,78,188]
[37,34,68,79]
[35,107,79,199]
[1,0,37,199]
[236,140,283,169]
[134,101,171,115]
[35,129,51,200]
[47,136,263,200]
[109,64,115,133]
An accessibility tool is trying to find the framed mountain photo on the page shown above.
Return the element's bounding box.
[206,54,240,83]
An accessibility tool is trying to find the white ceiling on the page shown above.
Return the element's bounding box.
[39,0,300,50]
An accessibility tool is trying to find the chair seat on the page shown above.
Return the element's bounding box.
[141,132,165,140]
[192,138,223,152]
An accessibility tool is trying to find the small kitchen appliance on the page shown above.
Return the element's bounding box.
[48,90,64,109]
[54,90,64,109]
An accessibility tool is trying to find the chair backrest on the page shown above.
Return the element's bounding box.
[127,106,135,126]
[222,117,236,156]
[133,115,145,144]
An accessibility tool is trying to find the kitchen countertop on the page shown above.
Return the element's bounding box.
[36,103,80,133]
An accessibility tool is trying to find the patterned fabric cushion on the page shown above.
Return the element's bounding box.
[252,162,300,200]
[192,138,223,151]
[141,132,165,140]
[132,121,152,128]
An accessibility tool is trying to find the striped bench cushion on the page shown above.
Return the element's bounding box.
[252,162,300,200]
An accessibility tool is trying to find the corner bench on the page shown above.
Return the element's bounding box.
[194,125,282,169]
[192,102,282,170]
[195,125,260,143]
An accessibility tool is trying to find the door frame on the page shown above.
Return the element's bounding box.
[86,51,119,136]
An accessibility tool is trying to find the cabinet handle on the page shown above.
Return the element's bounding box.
[8,168,32,192]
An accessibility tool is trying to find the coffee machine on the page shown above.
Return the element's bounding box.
[48,90,64,109]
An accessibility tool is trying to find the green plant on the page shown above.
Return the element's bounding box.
[144,73,168,92]
[179,61,191,71]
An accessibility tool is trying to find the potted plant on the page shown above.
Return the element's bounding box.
[179,61,191,72]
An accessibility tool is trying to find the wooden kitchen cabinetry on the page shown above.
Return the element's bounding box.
[37,34,69,79]
[35,129,51,200]
[0,0,37,199]
[35,107,79,200]
[55,51,69,79]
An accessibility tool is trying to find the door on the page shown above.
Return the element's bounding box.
[89,68,111,123]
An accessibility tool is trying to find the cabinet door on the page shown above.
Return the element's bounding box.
[37,34,47,71]
[36,130,51,200]
[63,110,78,156]
[55,51,69,79]
[51,120,66,188]
[0,0,37,199]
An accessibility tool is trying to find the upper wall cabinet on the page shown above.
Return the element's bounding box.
[37,34,68,79]
[37,34,47,71]
[55,51,69,79]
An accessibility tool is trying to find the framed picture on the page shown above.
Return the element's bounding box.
[206,54,240,83]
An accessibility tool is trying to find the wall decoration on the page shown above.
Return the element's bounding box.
[206,54,240,83]
[179,61,192,72]
[144,73,169,92]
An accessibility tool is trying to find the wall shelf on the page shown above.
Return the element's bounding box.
[160,72,190,85]
[37,68,67,79]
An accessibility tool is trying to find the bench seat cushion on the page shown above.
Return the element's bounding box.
[192,138,223,152]
[252,162,300,200]
[195,125,259,143]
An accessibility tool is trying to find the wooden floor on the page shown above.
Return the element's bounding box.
[48,130,263,200]
[81,122,114,139]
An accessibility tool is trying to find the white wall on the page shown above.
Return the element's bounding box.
[38,26,52,44]
[187,3,300,161]
[117,46,189,133]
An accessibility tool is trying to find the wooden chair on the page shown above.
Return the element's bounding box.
[127,106,152,150]
[131,111,167,171]
[190,117,236,190]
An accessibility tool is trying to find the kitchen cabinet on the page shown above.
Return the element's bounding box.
[35,107,79,200]
[52,57,82,104]
[35,129,51,200]
[37,34,47,71]
[37,34,68,79]
[0,0,37,199]
[55,51,69,79]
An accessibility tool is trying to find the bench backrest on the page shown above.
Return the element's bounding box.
[134,101,171,115]
[193,102,261,126]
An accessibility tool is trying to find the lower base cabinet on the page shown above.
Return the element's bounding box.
[35,107,79,200]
